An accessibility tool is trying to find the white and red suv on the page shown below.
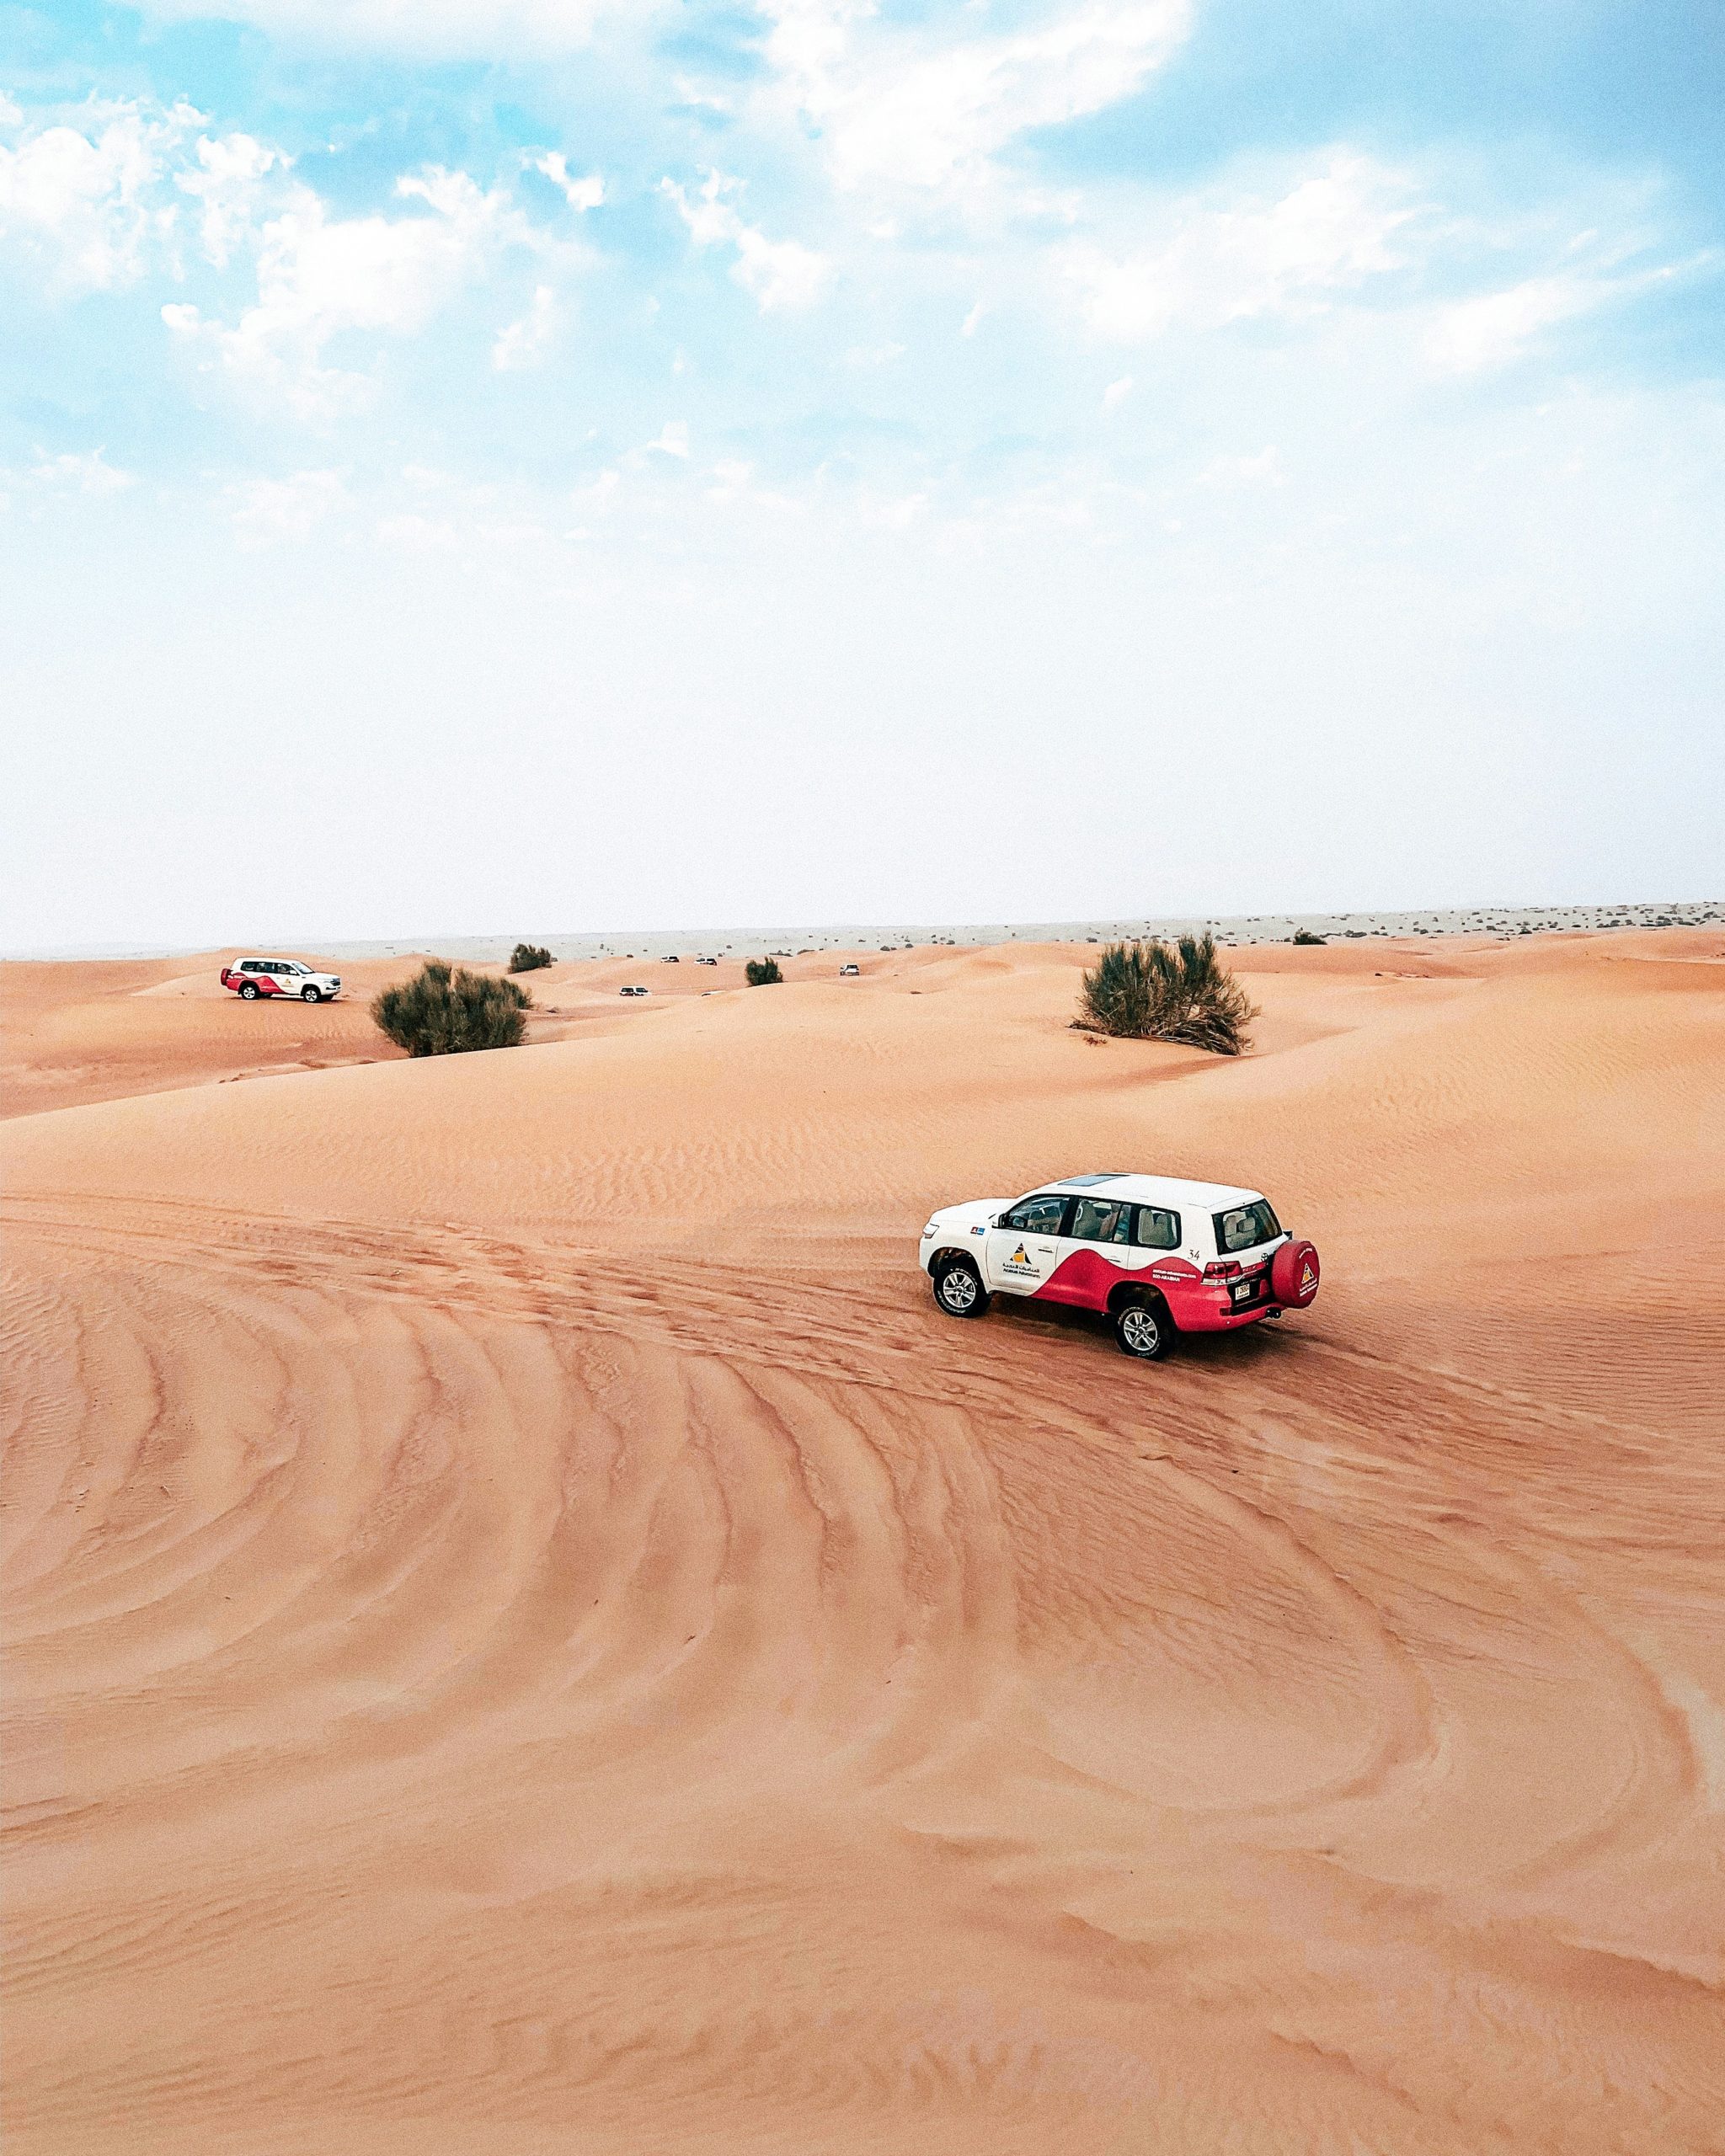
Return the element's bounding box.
[920,1171,1320,1359]
[220,958,343,1003]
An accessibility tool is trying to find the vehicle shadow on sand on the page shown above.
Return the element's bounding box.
[982,1293,1302,1370]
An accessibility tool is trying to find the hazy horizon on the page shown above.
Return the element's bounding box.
[8,893,1721,965]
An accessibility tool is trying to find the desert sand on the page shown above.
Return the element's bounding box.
[3,930,1723,2153]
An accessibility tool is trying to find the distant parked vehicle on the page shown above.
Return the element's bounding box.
[221,958,342,1003]
[840,963,861,977]
[661,954,681,963]
[619,985,649,998]
[695,956,718,966]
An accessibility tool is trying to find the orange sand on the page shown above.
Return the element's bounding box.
[3,931,1722,2153]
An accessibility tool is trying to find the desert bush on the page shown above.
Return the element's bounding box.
[1291,928,1327,946]
[1076,933,1256,1056]
[745,957,782,986]
[372,960,531,1057]
[509,942,554,973]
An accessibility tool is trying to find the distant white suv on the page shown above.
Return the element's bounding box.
[920,1171,1320,1359]
[221,958,342,1003]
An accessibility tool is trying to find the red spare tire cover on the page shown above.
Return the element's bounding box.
[1270,1239,1321,1308]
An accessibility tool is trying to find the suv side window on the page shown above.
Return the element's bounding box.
[1002,1193,1071,1237]
[240,960,260,973]
[1132,1206,1180,1250]
[1070,1197,1132,1245]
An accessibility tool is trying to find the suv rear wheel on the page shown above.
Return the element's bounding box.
[933,1257,989,1319]
[301,984,322,1002]
[238,980,259,1000]
[1114,1297,1172,1360]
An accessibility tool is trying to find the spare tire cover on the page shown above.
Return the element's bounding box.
[1270,1239,1320,1308]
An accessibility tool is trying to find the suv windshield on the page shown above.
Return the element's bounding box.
[1215,1199,1281,1255]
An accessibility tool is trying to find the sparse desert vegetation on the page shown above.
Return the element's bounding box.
[1076,933,1257,1055]
[371,960,531,1056]
[509,942,555,974]
[745,958,783,986]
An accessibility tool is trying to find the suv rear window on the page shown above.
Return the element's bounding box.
[1215,1199,1281,1254]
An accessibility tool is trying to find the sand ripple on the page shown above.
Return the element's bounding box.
[4,932,1723,2152]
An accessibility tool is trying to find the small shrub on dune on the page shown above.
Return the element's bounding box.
[509,942,554,974]
[371,960,531,1057]
[1292,928,1327,947]
[745,957,782,986]
[1076,933,1256,1056]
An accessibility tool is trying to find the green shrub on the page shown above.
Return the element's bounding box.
[509,942,554,973]
[1076,934,1256,1056]
[1291,928,1327,946]
[745,957,782,986]
[372,960,531,1056]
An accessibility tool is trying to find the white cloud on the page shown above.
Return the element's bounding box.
[1199,446,1284,487]
[846,339,905,366]
[1101,374,1133,410]
[0,97,291,289]
[1070,152,1417,340]
[662,170,830,312]
[31,447,136,495]
[645,419,690,457]
[228,467,346,543]
[761,0,1190,196]
[177,129,285,267]
[377,510,458,550]
[572,467,621,511]
[532,151,603,213]
[166,167,538,414]
[961,301,986,337]
[671,77,734,118]
[0,99,199,290]
[493,281,558,370]
[859,488,928,530]
[1429,272,1601,375]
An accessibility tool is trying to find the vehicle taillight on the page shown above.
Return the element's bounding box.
[1204,1260,1241,1280]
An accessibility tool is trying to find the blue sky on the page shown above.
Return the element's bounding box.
[3,0,1721,948]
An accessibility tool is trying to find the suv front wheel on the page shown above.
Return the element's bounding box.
[301,984,322,1002]
[933,1257,989,1319]
[1114,1297,1172,1360]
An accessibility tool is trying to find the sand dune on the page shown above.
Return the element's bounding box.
[0,945,940,1120]
[4,931,1723,2153]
